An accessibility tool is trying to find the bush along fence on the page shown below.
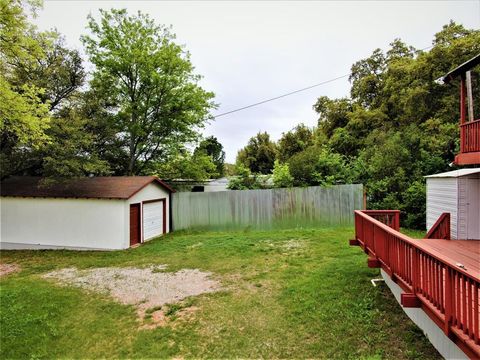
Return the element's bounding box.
[172,184,364,231]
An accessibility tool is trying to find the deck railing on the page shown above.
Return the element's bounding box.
[460,119,480,153]
[424,212,450,240]
[353,210,480,359]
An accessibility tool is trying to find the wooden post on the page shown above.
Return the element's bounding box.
[363,187,367,210]
[466,71,474,123]
[460,75,466,125]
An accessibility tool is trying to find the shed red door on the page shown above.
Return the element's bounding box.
[130,204,141,246]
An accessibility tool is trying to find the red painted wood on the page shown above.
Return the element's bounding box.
[401,293,421,308]
[454,72,480,165]
[129,204,141,246]
[460,119,480,154]
[349,239,360,246]
[353,210,480,357]
[455,151,480,166]
[425,213,450,240]
[367,257,381,268]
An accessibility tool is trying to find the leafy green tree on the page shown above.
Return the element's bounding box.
[311,21,480,228]
[236,132,277,174]
[153,150,217,181]
[287,146,320,186]
[11,33,86,111]
[277,124,314,162]
[314,148,352,186]
[314,97,352,138]
[272,160,293,188]
[227,164,254,190]
[82,9,216,175]
[0,79,50,178]
[40,106,111,178]
[0,0,51,179]
[1,0,109,179]
[194,136,225,177]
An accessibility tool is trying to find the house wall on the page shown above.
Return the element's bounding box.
[0,197,126,250]
[458,174,480,239]
[426,178,458,239]
[126,183,170,242]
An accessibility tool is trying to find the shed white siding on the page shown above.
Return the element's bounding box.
[426,177,458,239]
[426,169,480,240]
[0,180,172,250]
[0,197,127,250]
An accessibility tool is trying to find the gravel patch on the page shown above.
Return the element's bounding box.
[0,263,20,277]
[42,266,221,317]
[282,239,306,250]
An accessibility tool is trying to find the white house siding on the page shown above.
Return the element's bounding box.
[458,175,480,239]
[426,178,458,239]
[127,183,170,242]
[0,197,126,250]
[457,177,468,240]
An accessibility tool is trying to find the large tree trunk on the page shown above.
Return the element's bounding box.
[128,137,136,175]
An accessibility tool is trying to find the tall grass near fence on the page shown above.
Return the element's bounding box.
[172,184,364,231]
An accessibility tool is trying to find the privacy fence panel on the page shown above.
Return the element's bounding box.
[172,184,363,231]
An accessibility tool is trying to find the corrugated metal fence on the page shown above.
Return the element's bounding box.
[172,184,364,231]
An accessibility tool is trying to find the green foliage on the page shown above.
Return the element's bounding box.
[194,136,225,177]
[153,150,217,181]
[311,22,480,229]
[0,79,50,156]
[287,146,352,187]
[82,9,216,175]
[0,0,51,178]
[236,132,277,174]
[223,163,236,176]
[227,164,269,190]
[0,0,108,179]
[272,160,293,188]
[41,108,111,178]
[277,124,314,162]
[313,147,353,186]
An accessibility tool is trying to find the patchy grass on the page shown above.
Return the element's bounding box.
[0,227,439,359]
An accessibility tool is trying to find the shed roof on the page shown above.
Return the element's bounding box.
[0,176,175,199]
[424,168,480,178]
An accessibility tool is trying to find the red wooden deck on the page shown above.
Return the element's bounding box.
[417,239,480,280]
[352,210,480,359]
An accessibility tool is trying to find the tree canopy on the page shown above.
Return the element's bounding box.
[1,3,218,181]
[233,22,479,229]
[82,9,216,175]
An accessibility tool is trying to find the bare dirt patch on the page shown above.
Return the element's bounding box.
[0,263,20,277]
[281,239,306,250]
[43,266,220,328]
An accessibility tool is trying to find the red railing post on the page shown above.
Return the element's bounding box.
[352,209,480,357]
[394,211,400,231]
[444,268,453,337]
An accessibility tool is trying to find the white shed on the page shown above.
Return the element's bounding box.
[0,176,175,250]
[425,169,480,240]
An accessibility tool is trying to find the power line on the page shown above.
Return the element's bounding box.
[213,74,349,118]
[213,44,435,119]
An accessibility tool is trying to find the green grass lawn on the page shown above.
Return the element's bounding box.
[0,227,438,359]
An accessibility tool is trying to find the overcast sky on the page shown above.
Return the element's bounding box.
[34,0,480,162]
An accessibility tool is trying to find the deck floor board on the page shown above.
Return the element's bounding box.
[412,238,480,279]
